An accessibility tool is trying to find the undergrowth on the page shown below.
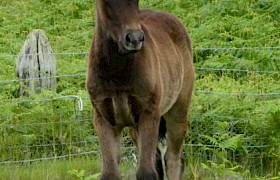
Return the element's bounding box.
[0,0,279,179]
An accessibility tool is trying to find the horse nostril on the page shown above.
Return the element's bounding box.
[125,33,133,43]
[122,29,144,52]
[125,30,144,45]
[139,32,144,42]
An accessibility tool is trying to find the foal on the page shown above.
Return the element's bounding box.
[87,0,194,179]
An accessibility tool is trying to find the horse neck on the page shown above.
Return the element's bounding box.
[94,20,135,85]
[94,15,134,61]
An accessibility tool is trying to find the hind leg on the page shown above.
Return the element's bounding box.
[164,74,194,180]
[163,97,191,180]
[164,119,187,180]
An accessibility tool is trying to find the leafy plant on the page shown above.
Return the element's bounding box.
[68,169,101,180]
[0,0,280,179]
[198,122,247,178]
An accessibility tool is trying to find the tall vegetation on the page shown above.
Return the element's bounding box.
[0,0,279,179]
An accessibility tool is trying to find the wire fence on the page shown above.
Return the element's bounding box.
[1,46,280,58]
[0,47,279,176]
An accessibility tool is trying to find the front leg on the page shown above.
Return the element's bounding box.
[136,107,161,180]
[93,104,121,180]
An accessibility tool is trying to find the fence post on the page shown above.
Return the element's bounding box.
[16,29,56,96]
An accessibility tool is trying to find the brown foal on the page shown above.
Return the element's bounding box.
[87,0,194,179]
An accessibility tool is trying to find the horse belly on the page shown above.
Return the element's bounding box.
[159,56,184,115]
[160,82,181,115]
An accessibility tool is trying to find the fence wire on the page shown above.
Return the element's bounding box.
[0,46,280,58]
[1,68,279,84]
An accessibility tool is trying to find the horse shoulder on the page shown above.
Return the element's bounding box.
[140,9,191,52]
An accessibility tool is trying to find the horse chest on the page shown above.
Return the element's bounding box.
[111,95,134,126]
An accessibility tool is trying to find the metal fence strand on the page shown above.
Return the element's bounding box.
[193,46,280,51]
[0,73,85,84]
[184,144,271,148]
[0,52,89,58]
[0,140,96,150]
[1,68,279,84]
[0,95,84,103]
[0,151,99,165]
[196,67,280,75]
[0,143,270,165]
[1,90,279,105]
[195,90,280,97]
[0,46,279,58]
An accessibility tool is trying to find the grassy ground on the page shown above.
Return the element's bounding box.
[0,157,139,180]
[0,158,99,180]
[0,157,259,180]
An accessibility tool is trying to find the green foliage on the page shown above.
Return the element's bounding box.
[201,161,250,180]
[0,0,280,179]
[0,158,101,180]
[187,71,280,178]
[198,122,247,178]
[68,169,101,180]
[0,90,97,161]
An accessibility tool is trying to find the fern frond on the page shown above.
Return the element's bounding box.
[200,134,219,146]
[219,134,244,151]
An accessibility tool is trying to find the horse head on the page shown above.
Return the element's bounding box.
[96,0,144,54]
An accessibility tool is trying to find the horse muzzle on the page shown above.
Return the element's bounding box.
[120,29,144,54]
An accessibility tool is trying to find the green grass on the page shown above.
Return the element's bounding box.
[0,157,100,180]
[0,157,140,180]
[0,156,267,180]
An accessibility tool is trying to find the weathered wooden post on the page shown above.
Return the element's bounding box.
[16,29,56,96]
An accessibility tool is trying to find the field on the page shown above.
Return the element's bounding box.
[0,0,280,179]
